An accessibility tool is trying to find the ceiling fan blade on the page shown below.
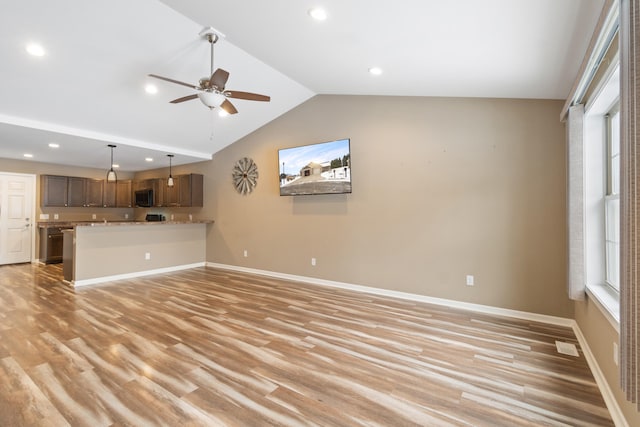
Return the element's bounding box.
[210,69,230,90]
[148,74,199,90]
[224,90,271,102]
[220,99,238,115]
[170,94,198,104]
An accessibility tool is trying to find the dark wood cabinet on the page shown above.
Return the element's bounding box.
[41,173,203,208]
[42,175,113,208]
[66,177,86,207]
[104,181,117,207]
[116,180,133,207]
[178,174,203,207]
[152,178,166,207]
[85,179,103,207]
[165,178,179,206]
[40,175,68,207]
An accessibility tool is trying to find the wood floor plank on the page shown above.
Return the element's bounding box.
[0,263,614,426]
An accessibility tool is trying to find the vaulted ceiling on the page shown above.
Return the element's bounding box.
[0,0,604,172]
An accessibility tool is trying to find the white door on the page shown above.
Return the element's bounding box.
[0,173,35,264]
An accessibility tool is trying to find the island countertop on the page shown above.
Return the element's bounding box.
[38,220,214,228]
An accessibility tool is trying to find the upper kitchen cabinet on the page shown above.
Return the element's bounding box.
[104,181,117,207]
[116,180,133,208]
[84,178,104,207]
[41,175,104,207]
[66,176,86,207]
[40,175,68,207]
[105,179,132,208]
[178,174,203,207]
[165,177,179,207]
[66,177,103,207]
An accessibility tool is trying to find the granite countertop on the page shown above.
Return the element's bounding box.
[38,220,214,228]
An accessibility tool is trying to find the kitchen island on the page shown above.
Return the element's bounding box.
[62,220,213,286]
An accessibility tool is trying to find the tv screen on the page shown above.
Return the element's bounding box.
[278,138,351,196]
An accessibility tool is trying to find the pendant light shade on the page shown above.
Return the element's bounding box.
[167,154,174,187]
[106,145,117,183]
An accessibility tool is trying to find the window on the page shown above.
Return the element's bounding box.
[605,104,620,292]
[583,63,620,326]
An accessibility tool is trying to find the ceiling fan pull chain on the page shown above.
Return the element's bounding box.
[210,110,215,141]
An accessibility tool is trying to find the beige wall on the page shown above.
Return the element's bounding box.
[193,95,571,318]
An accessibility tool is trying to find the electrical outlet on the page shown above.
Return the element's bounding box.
[92,214,97,220]
[466,275,474,286]
[124,213,129,219]
[53,213,59,220]
[311,258,316,266]
[614,342,619,366]
[243,250,248,257]
[145,252,151,260]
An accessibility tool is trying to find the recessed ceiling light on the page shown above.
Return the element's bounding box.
[218,109,229,117]
[23,153,33,158]
[26,43,45,57]
[368,67,383,76]
[308,8,327,21]
[145,84,158,94]
[145,157,153,162]
[48,143,59,148]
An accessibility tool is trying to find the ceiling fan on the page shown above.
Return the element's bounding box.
[149,28,270,115]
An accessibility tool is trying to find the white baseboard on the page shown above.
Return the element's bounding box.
[72,262,206,287]
[572,324,628,427]
[206,263,574,327]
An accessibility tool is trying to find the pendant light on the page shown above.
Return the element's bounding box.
[106,144,117,182]
[167,154,175,187]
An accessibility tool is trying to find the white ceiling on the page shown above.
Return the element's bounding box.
[0,0,604,172]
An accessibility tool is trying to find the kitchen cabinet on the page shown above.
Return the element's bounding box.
[165,177,180,206]
[116,180,133,207]
[106,180,132,207]
[178,174,203,207]
[85,179,103,207]
[44,173,204,209]
[67,177,103,207]
[41,175,107,207]
[104,181,117,207]
[66,177,86,207]
[41,175,68,207]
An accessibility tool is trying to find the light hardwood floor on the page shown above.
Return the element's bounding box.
[0,263,613,426]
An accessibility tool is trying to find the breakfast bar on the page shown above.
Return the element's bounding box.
[62,220,213,286]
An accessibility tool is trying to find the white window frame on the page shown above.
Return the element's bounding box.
[604,104,620,292]
[584,63,621,329]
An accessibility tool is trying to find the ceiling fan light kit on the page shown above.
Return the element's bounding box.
[149,27,270,116]
[198,91,226,108]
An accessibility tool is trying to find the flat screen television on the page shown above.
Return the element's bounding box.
[134,188,153,207]
[278,138,351,196]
